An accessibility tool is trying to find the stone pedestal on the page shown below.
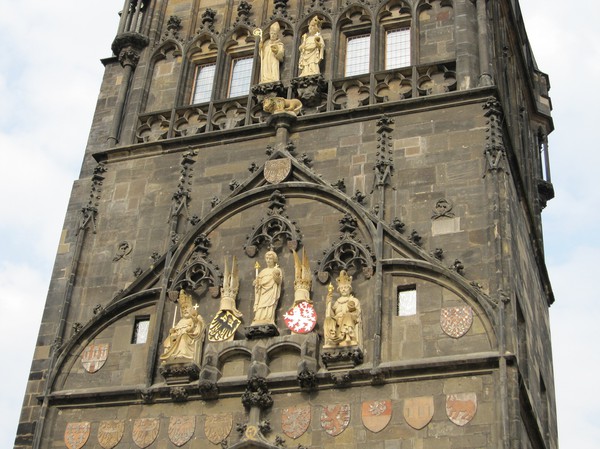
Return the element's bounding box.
[245,324,280,340]
[321,346,364,370]
[159,362,200,385]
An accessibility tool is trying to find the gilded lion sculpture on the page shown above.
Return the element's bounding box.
[263,96,303,115]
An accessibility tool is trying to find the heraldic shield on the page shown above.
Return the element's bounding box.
[446,392,477,426]
[133,418,160,448]
[209,310,242,341]
[81,343,109,373]
[169,416,195,447]
[98,420,124,449]
[361,400,392,433]
[321,404,350,436]
[282,405,311,439]
[264,158,292,184]
[283,302,317,334]
[403,396,434,430]
[205,413,233,444]
[64,422,90,449]
[440,306,473,338]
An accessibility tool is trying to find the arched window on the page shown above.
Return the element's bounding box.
[379,0,412,70]
[222,28,256,99]
[338,6,372,77]
[187,36,219,105]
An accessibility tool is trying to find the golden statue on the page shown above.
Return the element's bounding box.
[160,290,205,364]
[298,16,324,77]
[323,270,362,348]
[251,250,283,326]
[259,21,285,83]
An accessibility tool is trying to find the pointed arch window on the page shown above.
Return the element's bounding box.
[228,56,254,97]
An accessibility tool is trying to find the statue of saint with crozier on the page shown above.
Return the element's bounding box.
[258,21,285,83]
[298,16,324,77]
[161,289,205,365]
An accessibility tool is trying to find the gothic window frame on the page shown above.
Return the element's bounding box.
[378,0,413,71]
[227,55,255,98]
[191,62,217,104]
[184,35,219,107]
[336,6,373,79]
[221,28,257,100]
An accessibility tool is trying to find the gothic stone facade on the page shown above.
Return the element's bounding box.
[15,1,557,449]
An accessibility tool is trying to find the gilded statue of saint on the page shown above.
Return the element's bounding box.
[298,16,324,77]
[251,250,283,326]
[161,290,205,364]
[323,270,362,348]
[259,22,285,83]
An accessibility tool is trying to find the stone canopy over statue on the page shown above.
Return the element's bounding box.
[258,22,285,84]
[298,16,325,77]
[160,289,205,365]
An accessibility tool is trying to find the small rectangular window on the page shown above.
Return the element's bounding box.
[345,34,371,76]
[132,317,150,344]
[228,57,254,98]
[386,28,411,69]
[397,286,417,316]
[191,63,216,104]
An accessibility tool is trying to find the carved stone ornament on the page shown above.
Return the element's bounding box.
[446,393,477,426]
[209,256,243,341]
[205,413,233,444]
[98,420,125,449]
[361,400,392,433]
[264,158,292,184]
[432,199,455,220]
[263,97,303,116]
[440,306,473,338]
[320,404,350,436]
[281,405,311,439]
[403,396,434,430]
[209,310,242,341]
[284,301,317,334]
[81,343,109,373]
[132,418,160,449]
[64,422,90,449]
[168,416,196,447]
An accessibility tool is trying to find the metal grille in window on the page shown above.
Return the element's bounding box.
[132,317,150,344]
[386,28,411,69]
[345,35,371,76]
[192,63,216,104]
[228,57,254,98]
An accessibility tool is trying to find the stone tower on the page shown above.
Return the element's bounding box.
[15,1,557,449]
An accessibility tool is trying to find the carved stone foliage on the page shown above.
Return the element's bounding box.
[234,1,254,27]
[171,234,221,297]
[417,64,456,96]
[432,198,454,219]
[317,214,375,284]
[375,69,413,102]
[162,15,183,42]
[199,9,217,33]
[136,112,171,142]
[272,0,290,19]
[241,377,273,410]
[174,107,208,136]
[244,190,302,257]
[212,101,247,130]
[292,74,327,110]
[332,77,370,110]
[374,115,395,188]
[483,97,507,175]
[79,163,107,234]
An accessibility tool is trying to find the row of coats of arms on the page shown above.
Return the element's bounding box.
[160,249,363,365]
[63,394,478,449]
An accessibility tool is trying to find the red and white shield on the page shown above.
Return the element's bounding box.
[132,418,160,448]
[81,343,109,373]
[98,420,124,449]
[440,306,473,338]
[361,400,392,433]
[321,404,350,436]
[403,396,434,430]
[64,422,90,449]
[264,159,292,184]
[284,301,317,333]
[282,405,311,439]
[168,416,195,447]
[205,413,232,444]
[446,393,477,426]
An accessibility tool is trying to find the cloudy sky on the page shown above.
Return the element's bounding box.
[0,0,597,447]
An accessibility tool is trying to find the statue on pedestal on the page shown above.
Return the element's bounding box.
[161,290,205,365]
[298,16,324,77]
[252,250,283,326]
[323,270,362,348]
[259,22,285,84]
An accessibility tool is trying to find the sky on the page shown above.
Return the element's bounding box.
[0,0,597,447]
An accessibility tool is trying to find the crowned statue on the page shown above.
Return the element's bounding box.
[298,16,325,77]
[161,289,205,365]
[323,270,362,348]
